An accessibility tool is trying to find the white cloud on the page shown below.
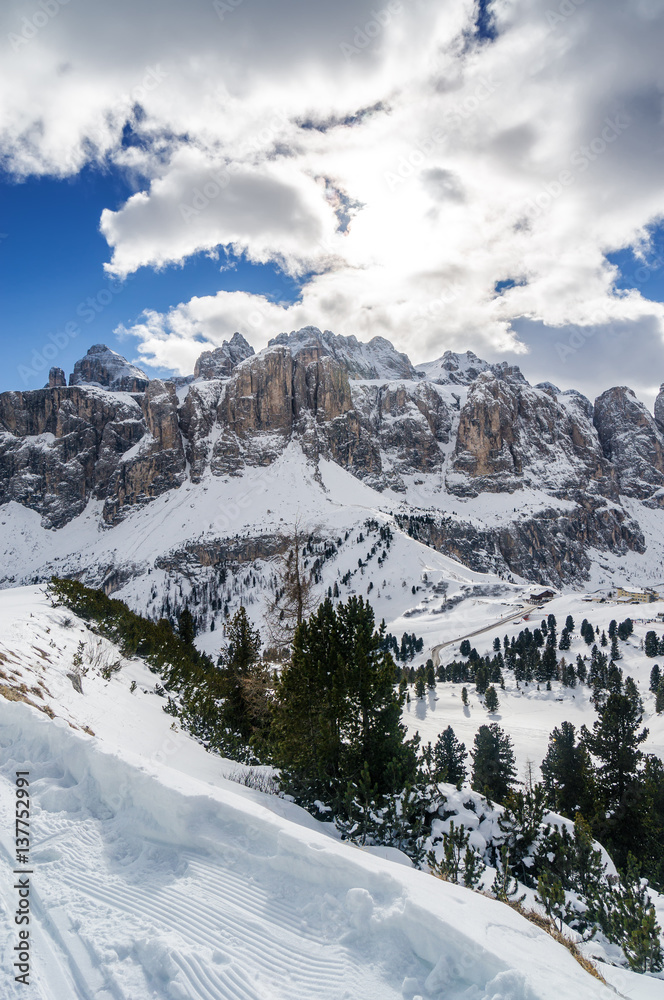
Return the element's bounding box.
[3,0,664,392]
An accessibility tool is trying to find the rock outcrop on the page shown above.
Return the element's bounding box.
[447,369,610,498]
[655,383,664,434]
[47,367,66,388]
[193,333,255,380]
[69,344,149,392]
[268,327,416,380]
[593,386,664,499]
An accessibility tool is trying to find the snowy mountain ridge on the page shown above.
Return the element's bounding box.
[1,328,664,623]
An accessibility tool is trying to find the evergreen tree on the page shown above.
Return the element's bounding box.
[498,784,546,884]
[582,691,649,867]
[485,685,499,713]
[461,686,469,707]
[558,628,571,650]
[490,845,525,903]
[178,607,196,645]
[657,683,664,715]
[565,614,575,632]
[610,634,621,661]
[216,606,269,746]
[582,692,648,805]
[541,721,594,819]
[432,726,467,784]
[273,597,417,807]
[649,664,661,693]
[471,723,516,803]
[645,630,659,657]
[428,821,486,889]
[460,639,471,658]
[536,873,566,931]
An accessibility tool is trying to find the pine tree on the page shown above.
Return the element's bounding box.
[216,606,268,745]
[490,846,525,903]
[645,630,659,657]
[485,685,499,713]
[428,820,486,888]
[178,607,196,645]
[582,691,649,868]
[657,682,664,714]
[582,692,648,806]
[273,597,417,807]
[471,724,516,803]
[432,726,467,784]
[649,664,661,693]
[565,614,575,632]
[498,784,547,885]
[461,686,469,707]
[540,721,594,819]
[610,634,621,661]
[536,873,566,931]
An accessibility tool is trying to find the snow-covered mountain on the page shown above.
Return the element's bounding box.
[1,328,664,628]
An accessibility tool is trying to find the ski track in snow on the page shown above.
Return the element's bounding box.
[0,693,624,1000]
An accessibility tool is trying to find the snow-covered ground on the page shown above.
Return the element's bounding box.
[402,592,664,780]
[1,586,660,998]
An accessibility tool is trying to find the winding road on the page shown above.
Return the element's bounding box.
[430,604,541,667]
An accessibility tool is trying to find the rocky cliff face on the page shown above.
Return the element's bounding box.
[0,328,662,585]
[193,333,255,379]
[69,344,149,392]
[593,386,664,500]
[653,383,664,435]
[447,370,612,498]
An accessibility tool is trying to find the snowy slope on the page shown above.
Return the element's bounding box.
[0,587,629,1000]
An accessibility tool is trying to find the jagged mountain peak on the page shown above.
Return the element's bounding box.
[193,333,255,380]
[267,326,416,380]
[69,344,149,392]
[415,349,492,385]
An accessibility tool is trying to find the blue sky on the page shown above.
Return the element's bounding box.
[1,0,663,405]
[0,167,303,391]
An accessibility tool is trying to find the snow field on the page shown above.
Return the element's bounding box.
[0,698,616,1000]
[0,586,625,1000]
